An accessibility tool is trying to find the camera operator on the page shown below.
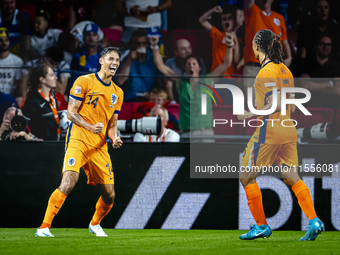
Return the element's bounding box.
[0,106,40,141]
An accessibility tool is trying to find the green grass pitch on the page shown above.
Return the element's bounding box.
[0,229,339,255]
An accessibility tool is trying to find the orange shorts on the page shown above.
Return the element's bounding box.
[62,138,114,185]
[241,141,299,169]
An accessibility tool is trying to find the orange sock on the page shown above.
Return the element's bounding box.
[244,183,267,226]
[91,197,113,226]
[40,189,67,229]
[292,180,317,220]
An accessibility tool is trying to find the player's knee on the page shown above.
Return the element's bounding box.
[239,177,254,188]
[283,178,298,187]
[59,173,79,195]
[102,191,115,204]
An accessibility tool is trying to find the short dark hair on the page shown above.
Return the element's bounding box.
[57,32,77,52]
[131,28,148,40]
[254,29,283,65]
[222,5,237,23]
[99,47,122,59]
[185,54,202,67]
[315,34,332,46]
[45,46,64,62]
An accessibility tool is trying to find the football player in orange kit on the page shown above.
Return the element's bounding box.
[35,47,124,237]
[237,29,324,241]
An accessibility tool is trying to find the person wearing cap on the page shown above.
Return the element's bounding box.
[70,22,102,77]
[0,27,24,105]
[30,9,62,60]
[0,0,32,62]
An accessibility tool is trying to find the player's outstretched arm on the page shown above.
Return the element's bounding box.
[198,5,222,31]
[108,113,123,149]
[67,97,104,134]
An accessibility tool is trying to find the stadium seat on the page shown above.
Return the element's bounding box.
[101,26,122,47]
[291,107,334,129]
[212,105,243,135]
[119,102,144,120]
[171,30,212,70]
[166,103,179,121]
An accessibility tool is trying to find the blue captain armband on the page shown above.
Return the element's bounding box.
[70,95,84,101]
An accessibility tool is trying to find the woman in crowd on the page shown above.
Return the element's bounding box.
[22,64,60,140]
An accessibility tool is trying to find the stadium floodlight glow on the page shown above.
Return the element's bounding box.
[201,84,312,116]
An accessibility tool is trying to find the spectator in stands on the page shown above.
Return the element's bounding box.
[199,5,241,77]
[70,21,105,46]
[243,0,292,89]
[23,46,70,96]
[0,27,24,104]
[298,35,340,110]
[30,9,62,60]
[166,39,207,75]
[57,32,81,65]
[115,28,160,102]
[133,105,179,142]
[115,0,172,44]
[22,64,60,141]
[0,0,31,62]
[71,22,102,74]
[151,34,234,140]
[297,0,339,61]
[0,91,17,120]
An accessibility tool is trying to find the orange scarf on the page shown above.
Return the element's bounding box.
[38,88,61,139]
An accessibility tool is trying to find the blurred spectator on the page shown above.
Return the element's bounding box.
[22,64,60,141]
[199,5,241,77]
[70,20,105,45]
[115,0,172,44]
[0,0,31,62]
[23,46,70,96]
[0,106,39,141]
[115,28,160,102]
[297,35,340,110]
[133,105,179,142]
[243,0,291,90]
[296,0,340,61]
[71,22,102,74]
[30,9,62,60]
[166,39,207,75]
[151,34,234,139]
[57,32,81,65]
[0,91,17,120]
[0,27,24,102]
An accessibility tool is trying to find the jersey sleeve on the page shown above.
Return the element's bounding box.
[114,89,124,114]
[280,16,288,41]
[69,77,88,101]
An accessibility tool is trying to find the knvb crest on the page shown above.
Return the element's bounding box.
[111,93,118,105]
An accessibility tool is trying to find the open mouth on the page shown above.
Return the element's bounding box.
[110,66,117,72]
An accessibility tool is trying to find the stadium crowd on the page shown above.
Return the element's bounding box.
[0,0,339,141]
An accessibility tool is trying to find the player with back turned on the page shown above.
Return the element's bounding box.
[237,29,324,241]
[35,47,124,237]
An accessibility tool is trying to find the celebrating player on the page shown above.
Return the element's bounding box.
[35,47,123,237]
[237,29,324,241]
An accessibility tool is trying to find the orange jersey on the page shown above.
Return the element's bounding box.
[68,73,123,149]
[210,26,236,76]
[244,4,287,64]
[251,62,297,144]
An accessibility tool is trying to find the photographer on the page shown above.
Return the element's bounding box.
[0,107,38,141]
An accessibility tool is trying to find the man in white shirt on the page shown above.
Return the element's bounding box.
[134,105,180,142]
[0,27,24,99]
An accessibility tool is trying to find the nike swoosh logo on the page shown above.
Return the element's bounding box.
[40,102,46,108]
[254,230,266,237]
